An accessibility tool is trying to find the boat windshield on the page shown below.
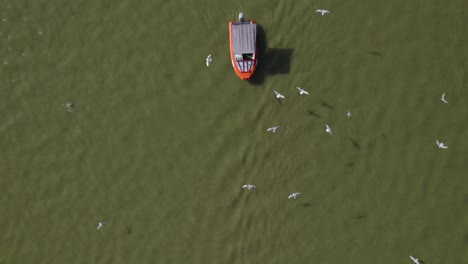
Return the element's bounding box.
[242,53,254,60]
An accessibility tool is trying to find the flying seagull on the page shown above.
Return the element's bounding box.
[346,110,352,119]
[325,124,333,136]
[409,256,421,264]
[206,54,212,67]
[97,222,107,230]
[441,93,448,104]
[316,9,331,15]
[296,87,309,95]
[274,91,285,99]
[64,101,74,112]
[288,192,301,199]
[267,126,280,133]
[242,184,256,190]
[436,140,448,149]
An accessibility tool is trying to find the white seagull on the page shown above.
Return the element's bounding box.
[288,192,301,199]
[97,222,107,230]
[409,256,421,264]
[296,87,309,95]
[346,110,352,119]
[274,91,285,99]
[436,140,448,149]
[441,93,448,104]
[64,101,74,112]
[206,54,212,67]
[325,124,333,136]
[267,126,280,133]
[316,9,331,16]
[242,184,256,190]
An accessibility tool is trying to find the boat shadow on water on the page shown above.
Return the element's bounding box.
[248,24,294,86]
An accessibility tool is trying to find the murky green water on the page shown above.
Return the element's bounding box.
[1,0,467,263]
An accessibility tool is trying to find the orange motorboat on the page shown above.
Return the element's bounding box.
[229,13,257,80]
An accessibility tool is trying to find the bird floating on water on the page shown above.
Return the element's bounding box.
[274,91,285,99]
[296,87,309,95]
[97,222,107,230]
[409,256,421,264]
[346,110,352,119]
[242,184,256,190]
[316,9,331,16]
[288,192,301,199]
[206,54,212,67]
[267,126,280,133]
[436,140,448,149]
[441,93,448,104]
[325,124,333,136]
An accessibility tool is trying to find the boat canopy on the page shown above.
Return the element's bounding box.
[231,23,257,55]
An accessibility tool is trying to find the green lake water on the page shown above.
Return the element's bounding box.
[1,0,467,263]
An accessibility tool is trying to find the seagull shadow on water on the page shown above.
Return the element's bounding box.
[352,213,367,220]
[126,226,132,234]
[319,100,335,110]
[368,51,383,56]
[307,109,321,118]
[248,24,294,86]
[276,97,283,104]
[464,232,468,244]
[302,202,313,207]
[349,137,361,150]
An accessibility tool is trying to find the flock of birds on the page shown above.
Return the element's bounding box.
[241,87,444,263]
[95,44,449,235]
[203,40,450,203]
[239,88,447,264]
[244,86,344,199]
[94,12,451,264]
[233,50,446,264]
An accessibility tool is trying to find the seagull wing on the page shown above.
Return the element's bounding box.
[316,9,322,13]
[441,93,448,103]
[267,127,273,131]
